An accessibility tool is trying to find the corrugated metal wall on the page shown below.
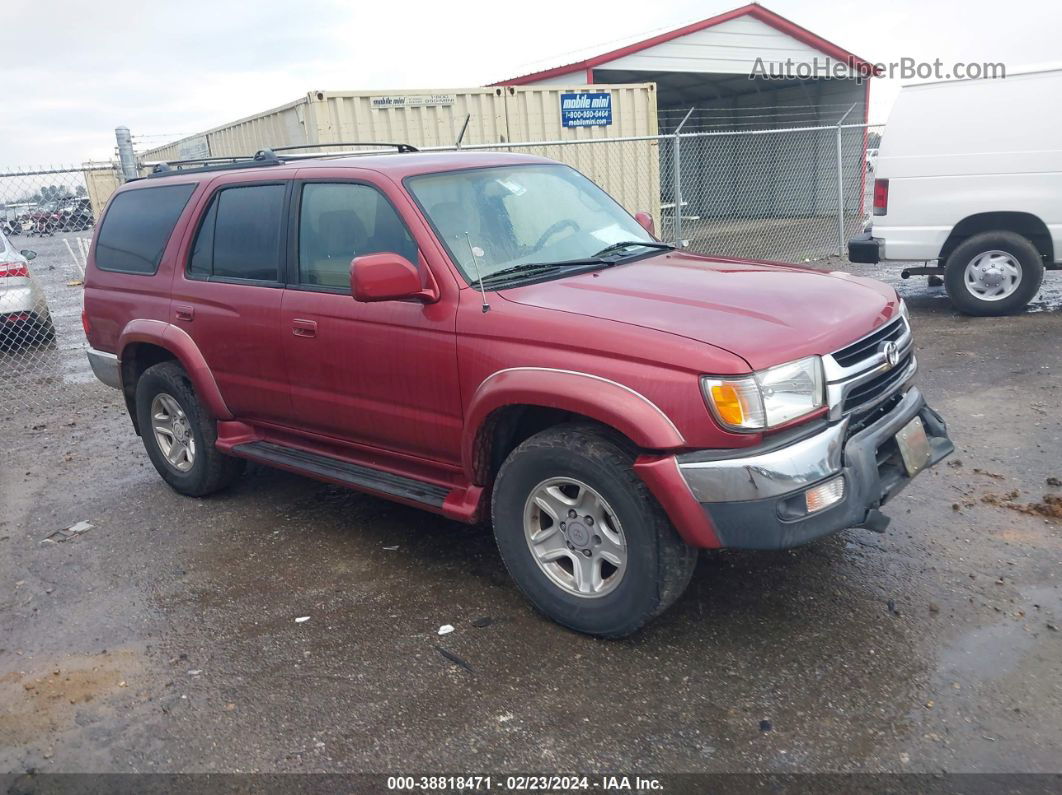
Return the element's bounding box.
[142,85,657,156]
[138,84,660,220]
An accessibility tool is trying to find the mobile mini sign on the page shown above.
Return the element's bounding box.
[370,94,457,110]
[560,92,613,128]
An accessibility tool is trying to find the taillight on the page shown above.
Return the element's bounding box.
[0,261,30,278]
[82,308,91,337]
[872,178,889,216]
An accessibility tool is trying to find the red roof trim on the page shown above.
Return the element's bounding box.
[491,3,876,86]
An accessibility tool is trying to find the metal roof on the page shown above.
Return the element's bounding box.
[492,3,876,86]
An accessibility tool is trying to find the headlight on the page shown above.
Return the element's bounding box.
[702,356,825,431]
[898,298,909,322]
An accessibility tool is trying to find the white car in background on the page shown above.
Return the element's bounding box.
[0,230,54,347]
[849,68,1062,315]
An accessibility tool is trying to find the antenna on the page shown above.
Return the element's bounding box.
[464,233,491,314]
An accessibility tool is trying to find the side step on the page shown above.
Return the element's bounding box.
[231,441,449,508]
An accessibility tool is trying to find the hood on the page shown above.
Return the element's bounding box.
[499,252,899,371]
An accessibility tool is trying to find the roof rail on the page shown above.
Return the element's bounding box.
[144,141,418,178]
[148,148,283,178]
[271,142,418,155]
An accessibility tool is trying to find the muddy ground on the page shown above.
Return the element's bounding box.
[1,236,1061,776]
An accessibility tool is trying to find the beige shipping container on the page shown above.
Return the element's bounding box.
[81,163,121,218]
[140,83,660,222]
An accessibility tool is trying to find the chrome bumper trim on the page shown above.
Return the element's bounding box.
[678,419,849,503]
[87,347,121,390]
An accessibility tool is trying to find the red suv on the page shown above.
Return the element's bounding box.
[83,148,953,636]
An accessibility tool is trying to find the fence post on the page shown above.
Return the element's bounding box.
[834,104,857,255]
[115,127,138,182]
[672,108,694,247]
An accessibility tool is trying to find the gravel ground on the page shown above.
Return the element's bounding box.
[1,236,1061,778]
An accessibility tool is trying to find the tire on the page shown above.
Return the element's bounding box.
[135,361,245,497]
[944,231,1044,316]
[491,424,697,638]
[32,316,55,346]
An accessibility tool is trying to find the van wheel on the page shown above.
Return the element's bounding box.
[944,231,1044,316]
[135,361,245,497]
[491,424,697,638]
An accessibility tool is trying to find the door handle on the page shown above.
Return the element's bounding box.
[292,318,317,338]
[175,304,194,322]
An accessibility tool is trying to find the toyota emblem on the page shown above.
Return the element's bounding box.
[881,340,899,369]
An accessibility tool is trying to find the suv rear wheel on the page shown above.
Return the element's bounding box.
[492,424,697,637]
[944,231,1044,316]
[135,361,245,496]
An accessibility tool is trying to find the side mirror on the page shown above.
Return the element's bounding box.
[634,211,655,237]
[20,249,37,261]
[350,253,433,302]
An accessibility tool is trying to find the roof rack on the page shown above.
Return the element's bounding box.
[144,141,418,178]
[148,148,283,178]
[272,142,419,156]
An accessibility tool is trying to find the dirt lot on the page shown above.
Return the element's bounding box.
[1,238,1061,777]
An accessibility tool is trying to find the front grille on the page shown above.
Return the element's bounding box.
[848,391,904,435]
[831,317,906,368]
[841,352,913,415]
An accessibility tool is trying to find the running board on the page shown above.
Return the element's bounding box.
[231,441,449,508]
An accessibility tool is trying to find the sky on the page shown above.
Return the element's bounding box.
[3,0,1060,166]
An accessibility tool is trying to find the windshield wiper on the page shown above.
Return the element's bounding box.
[480,242,675,286]
[591,240,675,258]
[480,260,606,285]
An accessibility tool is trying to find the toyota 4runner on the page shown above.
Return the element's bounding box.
[83,147,953,637]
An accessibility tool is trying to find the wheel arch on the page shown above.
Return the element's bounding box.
[939,212,1053,265]
[118,320,232,433]
[463,368,686,485]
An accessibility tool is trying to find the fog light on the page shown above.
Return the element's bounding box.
[805,476,845,514]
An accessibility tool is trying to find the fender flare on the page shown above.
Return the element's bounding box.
[462,367,686,483]
[118,319,233,420]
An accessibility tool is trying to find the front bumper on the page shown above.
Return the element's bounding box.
[675,388,953,549]
[847,230,882,264]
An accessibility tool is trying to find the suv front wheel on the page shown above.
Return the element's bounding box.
[135,361,245,496]
[492,424,697,637]
[944,231,1044,316]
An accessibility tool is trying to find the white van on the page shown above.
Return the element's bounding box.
[849,68,1062,315]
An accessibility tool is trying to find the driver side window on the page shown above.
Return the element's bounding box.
[298,183,418,289]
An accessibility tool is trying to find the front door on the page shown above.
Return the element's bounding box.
[279,178,462,464]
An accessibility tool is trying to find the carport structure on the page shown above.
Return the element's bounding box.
[494,3,875,132]
[493,3,878,258]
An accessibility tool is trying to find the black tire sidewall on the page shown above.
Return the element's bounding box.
[135,365,212,494]
[492,434,662,637]
[945,232,1044,316]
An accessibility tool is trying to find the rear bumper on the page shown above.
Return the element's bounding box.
[87,346,121,389]
[847,231,882,264]
[664,388,952,550]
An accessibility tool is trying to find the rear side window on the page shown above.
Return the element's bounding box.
[189,184,285,282]
[95,184,196,274]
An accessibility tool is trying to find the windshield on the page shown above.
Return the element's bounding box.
[406,164,655,284]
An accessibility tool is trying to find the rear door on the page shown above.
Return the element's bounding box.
[278,172,462,463]
[169,177,293,423]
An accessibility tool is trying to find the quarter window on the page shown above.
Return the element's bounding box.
[95,183,196,274]
[298,183,418,288]
[189,184,285,281]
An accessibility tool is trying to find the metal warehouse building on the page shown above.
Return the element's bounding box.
[494,3,872,132]
[494,2,875,238]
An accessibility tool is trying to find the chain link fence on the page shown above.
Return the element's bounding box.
[0,165,121,448]
[453,122,880,263]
